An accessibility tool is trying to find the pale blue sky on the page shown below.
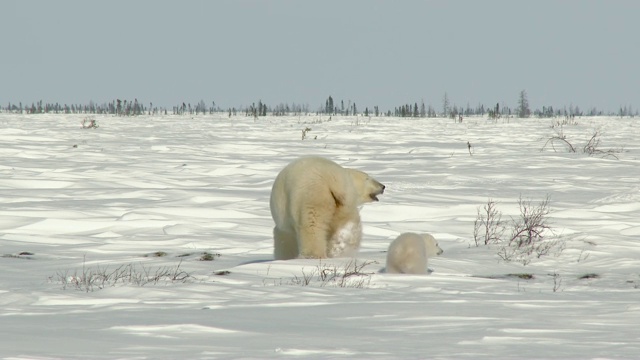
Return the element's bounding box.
[2,0,638,113]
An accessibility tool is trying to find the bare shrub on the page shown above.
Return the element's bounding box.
[508,195,552,248]
[542,128,622,159]
[551,271,563,292]
[542,126,576,153]
[473,198,505,246]
[582,130,623,159]
[199,252,221,261]
[474,195,564,265]
[301,127,311,140]
[81,117,99,129]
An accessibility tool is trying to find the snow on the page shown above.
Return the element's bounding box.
[1,113,640,359]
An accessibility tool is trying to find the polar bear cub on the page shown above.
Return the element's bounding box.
[385,232,443,274]
[270,156,385,260]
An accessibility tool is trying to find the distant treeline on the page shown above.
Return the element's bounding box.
[2,94,637,118]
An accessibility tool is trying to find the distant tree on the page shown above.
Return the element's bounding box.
[325,96,334,115]
[619,105,627,118]
[134,98,141,115]
[450,104,458,119]
[420,100,426,117]
[442,92,450,117]
[517,90,530,118]
[573,105,582,117]
[195,99,205,115]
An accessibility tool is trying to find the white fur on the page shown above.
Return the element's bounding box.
[270,156,384,260]
[385,232,444,274]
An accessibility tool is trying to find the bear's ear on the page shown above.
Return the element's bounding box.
[330,189,345,207]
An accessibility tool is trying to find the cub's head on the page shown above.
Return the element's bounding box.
[421,233,444,257]
[347,169,385,204]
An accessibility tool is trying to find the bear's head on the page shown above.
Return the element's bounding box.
[347,169,385,204]
[421,233,444,257]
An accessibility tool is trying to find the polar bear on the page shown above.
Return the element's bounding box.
[385,232,443,274]
[270,156,385,260]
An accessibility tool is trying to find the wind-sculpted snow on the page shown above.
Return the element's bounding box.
[1,113,639,359]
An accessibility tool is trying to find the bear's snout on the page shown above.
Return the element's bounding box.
[370,182,385,202]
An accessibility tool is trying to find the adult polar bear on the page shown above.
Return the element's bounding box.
[270,156,385,260]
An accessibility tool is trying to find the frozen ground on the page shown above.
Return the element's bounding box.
[1,113,639,359]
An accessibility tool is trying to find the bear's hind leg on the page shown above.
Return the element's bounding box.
[274,227,298,260]
[296,213,329,258]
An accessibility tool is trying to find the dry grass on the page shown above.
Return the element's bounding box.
[52,258,193,292]
[265,259,378,288]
